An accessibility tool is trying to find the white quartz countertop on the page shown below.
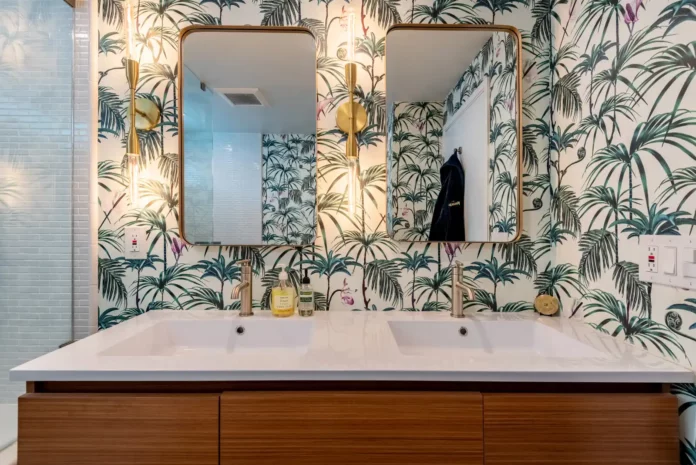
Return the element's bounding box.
[10,311,694,383]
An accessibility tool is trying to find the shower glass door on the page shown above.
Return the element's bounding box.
[0,0,74,450]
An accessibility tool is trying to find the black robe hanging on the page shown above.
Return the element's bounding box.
[429,153,466,241]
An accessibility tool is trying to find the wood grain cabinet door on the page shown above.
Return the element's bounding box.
[221,391,483,465]
[18,393,219,465]
[483,393,679,465]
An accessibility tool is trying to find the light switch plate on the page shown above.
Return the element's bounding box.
[639,235,696,290]
[125,227,147,260]
[661,246,677,275]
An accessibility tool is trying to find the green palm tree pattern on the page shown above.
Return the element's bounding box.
[388,101,444,241]
[96,0,696,452]
[446,33,518,240]
[262,133,317,245]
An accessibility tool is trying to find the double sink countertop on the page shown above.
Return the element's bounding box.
[10,310,695,383]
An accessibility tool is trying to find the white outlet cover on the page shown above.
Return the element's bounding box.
[639,235,696,290]
[125,227,148,260]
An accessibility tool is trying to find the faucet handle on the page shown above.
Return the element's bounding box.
[453,260,463,270]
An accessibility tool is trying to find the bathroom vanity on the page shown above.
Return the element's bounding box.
[11,311,692,465]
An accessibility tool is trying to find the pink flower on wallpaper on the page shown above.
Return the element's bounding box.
[624,0,643,28]
[340,278,354,306]
[339,6,349,31]
[171,237,184,263]
[317,97,335,120]
[444,243,462,264]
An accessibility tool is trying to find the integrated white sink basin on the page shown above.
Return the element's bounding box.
[10,311,693,384]
[388,320,609,358]
[100,319,313,356]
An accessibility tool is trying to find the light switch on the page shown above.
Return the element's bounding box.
[661,246,677,275]
[685,262,696,279]
[685,248,696,278]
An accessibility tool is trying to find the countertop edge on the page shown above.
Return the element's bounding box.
[10,369,695,384]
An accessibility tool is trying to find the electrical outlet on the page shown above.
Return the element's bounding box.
[646,245,658,273]
[640,235,696,290]
[125,227,147,259]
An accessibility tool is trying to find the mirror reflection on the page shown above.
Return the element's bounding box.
[181,28,317,246]
[387,27,520,243]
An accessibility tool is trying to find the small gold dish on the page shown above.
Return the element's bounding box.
[534,294,559,316]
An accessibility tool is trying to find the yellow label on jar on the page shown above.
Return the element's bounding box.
[273,294,293,310]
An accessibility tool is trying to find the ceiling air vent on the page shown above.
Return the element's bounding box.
[217,88,268,107]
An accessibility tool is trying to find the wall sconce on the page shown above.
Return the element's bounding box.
[336,9,366,215]
[124,0,160,205]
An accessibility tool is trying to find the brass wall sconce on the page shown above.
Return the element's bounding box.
[124,0,160,205]
[335,10,366,215]
[336,62,367,158]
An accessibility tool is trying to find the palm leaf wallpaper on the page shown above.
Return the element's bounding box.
[388,101,445,241]
[96,0,696,454]
[443,31,518,240]
[261,133,317,245]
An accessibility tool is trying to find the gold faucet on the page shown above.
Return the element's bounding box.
[232,260,253,317]
[451,260,474,318]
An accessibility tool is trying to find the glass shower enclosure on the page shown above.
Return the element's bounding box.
[0,0,74,451]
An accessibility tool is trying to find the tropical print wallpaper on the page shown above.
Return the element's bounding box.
[551,0,696,459]
[96,0,696,457]
[261,133,317,245]
[388,101,444,241]
[444,32,518,241]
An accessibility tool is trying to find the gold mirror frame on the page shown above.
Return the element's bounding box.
[177,26,318,247]
[385,24,523,244]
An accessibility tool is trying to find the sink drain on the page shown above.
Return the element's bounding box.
[459,327,468,336]
[236,326,245,335]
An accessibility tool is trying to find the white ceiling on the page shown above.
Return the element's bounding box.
[183,30,316,134]
[386,29,494,105]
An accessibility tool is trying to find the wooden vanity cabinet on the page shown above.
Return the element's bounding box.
[483,393,679,465]
[18,393,219,465]
[17,384,680,465]
[220,391,484,465]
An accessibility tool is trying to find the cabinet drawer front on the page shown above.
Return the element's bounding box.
[19,394,219,465]
[221,391,483,465]
[483,393,678,465]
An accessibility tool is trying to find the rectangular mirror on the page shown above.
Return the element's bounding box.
[386,25,521,243]
[180,27,317,246]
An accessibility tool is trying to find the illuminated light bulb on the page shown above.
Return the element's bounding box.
[347,157,360,215]
[125,0,136,60]
[128,153,140,206]
[346,7,355,63]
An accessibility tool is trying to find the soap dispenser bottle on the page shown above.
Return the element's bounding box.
[271,265,295,317]
[298,269,314,317]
